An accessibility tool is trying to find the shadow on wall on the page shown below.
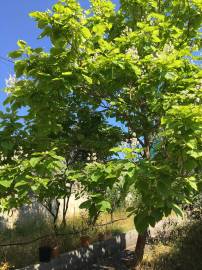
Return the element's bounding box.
[0,215,7,231]
[18,231,137,270]
[0,201,51,230]
[1,195,85,230]
[0,208,53,268]
[14,203,52,232]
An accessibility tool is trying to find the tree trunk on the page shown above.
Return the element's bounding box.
[132,133,150,267]
[61,186,72,228]
[133,230,148,268]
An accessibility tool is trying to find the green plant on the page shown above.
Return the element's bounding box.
[0,0,201,267]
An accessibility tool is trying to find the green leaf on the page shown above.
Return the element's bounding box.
[80,200,92,209]
[82,27,92,39]
[15,60,27,77]
[188,150,202,159]
[98,201,111,211]
[92,24,106,36]
[82,74,93,84]
[158,182,169,196]
[165,72,178,81]
[17,40,27,49]
[130,64,141,76]
[62,71,73,76]
[91,173,102,182]
[186,139,197,150]
[9,50,23,59]
[151,209,163,221]
[184,159,197,170]
[52,77,63,81]
[134,213,150,233]
[172,204,184,218]
[186,177,198,191]
[1,142,13,150]
[29,157,42,168]
[15,181,29,188]
[110,147,122,153]
[0,180,13,188]
[37,72,51,77]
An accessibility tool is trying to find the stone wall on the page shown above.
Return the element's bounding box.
[0,194,85,229]
[18,230,138,270]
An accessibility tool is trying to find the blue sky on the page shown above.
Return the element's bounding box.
[0,0,119,109]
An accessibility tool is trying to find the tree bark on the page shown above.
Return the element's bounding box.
[133,231,148,268]
[133,131,150,268]
[61,183,73,228]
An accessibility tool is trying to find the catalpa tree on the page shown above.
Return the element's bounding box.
[0,0,123,226]
[0,89,122,227]
[1,0,202,266]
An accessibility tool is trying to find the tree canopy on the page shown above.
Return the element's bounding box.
[0,0,202,265]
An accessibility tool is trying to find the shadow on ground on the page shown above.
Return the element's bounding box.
[143,219,202,270]
[91,249,134,270]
